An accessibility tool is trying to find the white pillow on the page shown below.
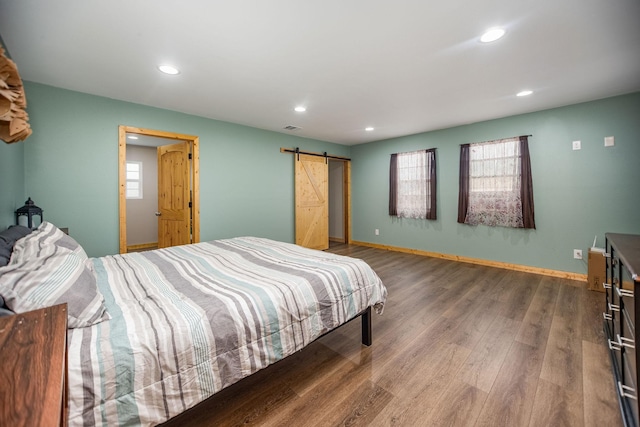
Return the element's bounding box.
[0,222,109,328]
[11,221,89,264]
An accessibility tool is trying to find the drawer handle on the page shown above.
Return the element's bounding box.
[609,339,623,351]
[612,258,618,266]
[616,287,634,298]
[618,381,638,400]
[603,312,613,321]
[617,334,635,349]
[613,278,619,285]
[609,303,620,312]
[603,283,612,290]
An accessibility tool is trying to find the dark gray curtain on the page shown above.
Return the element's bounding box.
[519,136,536,229]
[426,149,437,220]
[389,153,398,216]
[457,144,470,223]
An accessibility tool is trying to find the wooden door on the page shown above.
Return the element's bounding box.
[295,154,329,250]
[157,141,191,248]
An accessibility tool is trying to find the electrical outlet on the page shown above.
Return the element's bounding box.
[375,229,380,236]
[572,140,581,150]
[573,249,583,260]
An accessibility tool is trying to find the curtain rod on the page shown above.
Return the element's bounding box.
[390,147,437,156]
[460,134,532,146]
[280,147,351,161]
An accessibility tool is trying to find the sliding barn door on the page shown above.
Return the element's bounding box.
[157,141,191,248]
[295,154,329,250]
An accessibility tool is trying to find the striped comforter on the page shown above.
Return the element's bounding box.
[67,237,387,426]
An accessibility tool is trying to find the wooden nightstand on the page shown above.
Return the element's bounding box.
[0,303,68,426]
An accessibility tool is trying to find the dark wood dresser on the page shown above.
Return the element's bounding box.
[604,233,640,427]
[0,303,68,426]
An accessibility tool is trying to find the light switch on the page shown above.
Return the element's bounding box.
[572,140,581,150]
[605,136,614,147]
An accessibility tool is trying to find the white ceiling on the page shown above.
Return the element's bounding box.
[1,0,639,145]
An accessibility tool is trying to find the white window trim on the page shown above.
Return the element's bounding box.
[126,161,143,199]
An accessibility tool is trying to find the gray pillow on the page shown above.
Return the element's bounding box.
[0,240,11,267]
[0,295,13,317]
[11,222,89,264]
[0,225,33,266]
[0,246,109,328]
[1,223,109,328]
[0,225,32,244]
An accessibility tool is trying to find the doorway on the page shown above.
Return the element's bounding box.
[291,148,351,250]
[329,159,350,244]
[118,125,200,254]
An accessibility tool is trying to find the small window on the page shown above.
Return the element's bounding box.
[126,161,143,199]
[389,149,437,220]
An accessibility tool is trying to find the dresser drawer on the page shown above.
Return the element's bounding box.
[618,379,639,427]
[622,313,637,385]
[621,288,636,334]
[623,348,638,391]
[609,298,623,340]
[610,333,625,383]
[620,264,637,330]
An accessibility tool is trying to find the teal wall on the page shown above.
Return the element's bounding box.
[0,141,24,228]
[351,92,640,274]
[10,81,640,274]
[21,82,349,257]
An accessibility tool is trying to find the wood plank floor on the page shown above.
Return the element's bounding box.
[163,244,622,427]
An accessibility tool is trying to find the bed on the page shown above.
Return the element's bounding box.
[0,222,387,426]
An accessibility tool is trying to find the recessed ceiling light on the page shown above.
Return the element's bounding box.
[480,28,505,43]
[127,135,139,140]
[517,90,533,97]
[365,127,374,132]
[158,64,180,75]
[294,106,306,112]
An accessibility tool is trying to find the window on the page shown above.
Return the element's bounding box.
[389,149,437,220]
[126,161,143,199]
[457,136,535,228]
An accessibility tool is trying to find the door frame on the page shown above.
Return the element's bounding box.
[118,125,200,254]
[329,158,351,244]
[284,148,351,246]
[343,159,352,244]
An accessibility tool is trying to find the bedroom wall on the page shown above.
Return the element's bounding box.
[350,92,640,275]
[21,82,349,257]
[0,142,24,228]
[16,81,640,275]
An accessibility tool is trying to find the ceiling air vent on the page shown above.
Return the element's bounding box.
[283,125,301,131]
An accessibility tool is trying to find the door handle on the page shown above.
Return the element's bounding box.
[155,212,162,216]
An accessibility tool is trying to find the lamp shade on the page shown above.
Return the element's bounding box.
[15,197,43,229]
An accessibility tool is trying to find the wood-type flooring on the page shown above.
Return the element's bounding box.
[163,244,622,427]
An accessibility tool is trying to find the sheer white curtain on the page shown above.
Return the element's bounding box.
[389,149,437,220]
[465,137,524,227]
[396,150,430,219]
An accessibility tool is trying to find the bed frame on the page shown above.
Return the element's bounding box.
[360,306,373,346]
[322,305,372,346]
